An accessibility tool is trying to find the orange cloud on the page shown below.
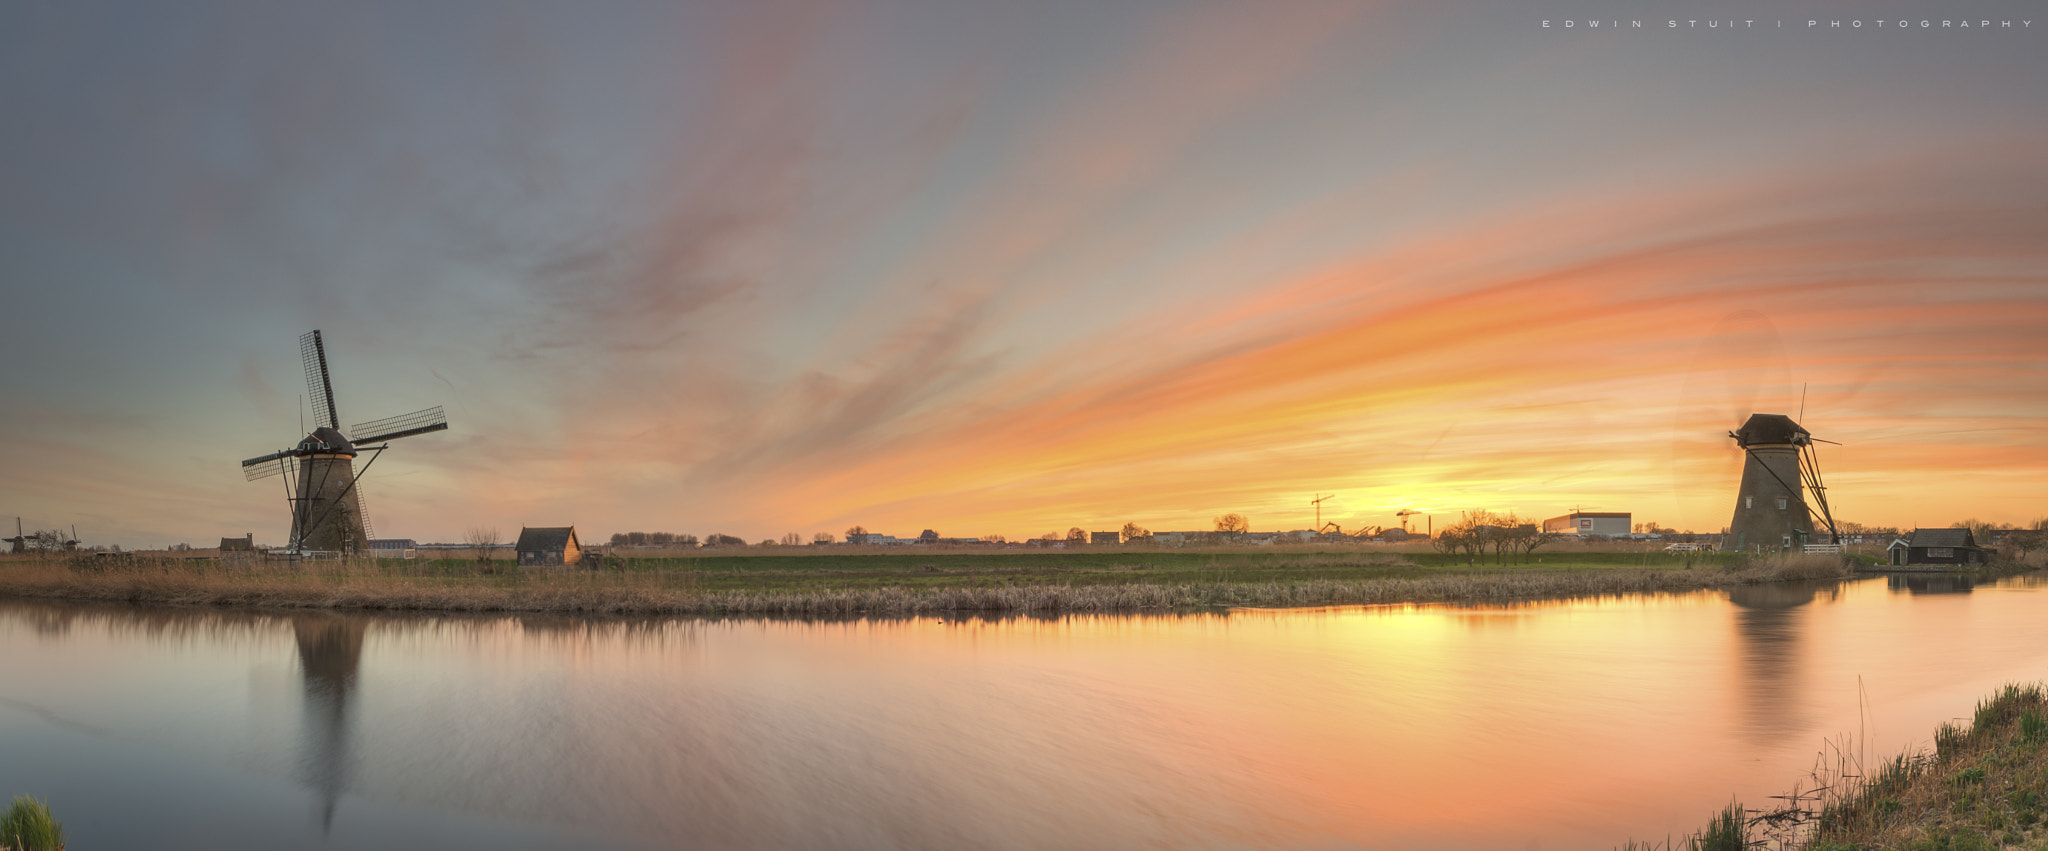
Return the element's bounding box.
[731,156,2048,538]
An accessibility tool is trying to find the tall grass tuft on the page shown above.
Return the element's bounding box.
[2021,709,2047,745]
[1690,802,1748,851]
[1935,721,1968,761]
[0,796,64,851]
[1612,802,1753,851]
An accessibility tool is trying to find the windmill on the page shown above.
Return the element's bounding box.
[4,518,23,554]
[1727,413,1840,553]
[240,330,449,555]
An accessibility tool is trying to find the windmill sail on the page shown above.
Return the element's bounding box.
[243,455,301,482]
[301,330,340,431]
[351,406,449,444]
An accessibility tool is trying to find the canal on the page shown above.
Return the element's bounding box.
[2,572,2045,849]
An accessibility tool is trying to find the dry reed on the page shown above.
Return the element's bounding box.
[0,553,1849,618]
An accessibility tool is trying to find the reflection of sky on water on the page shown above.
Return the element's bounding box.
[3,576,2048,849]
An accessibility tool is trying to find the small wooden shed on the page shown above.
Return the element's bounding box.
[1890,528,1993,567]
[516,526,581,566]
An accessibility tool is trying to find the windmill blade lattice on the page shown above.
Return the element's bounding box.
[301,330,340,431]
[352,406,449,444]
[243,456,300,482]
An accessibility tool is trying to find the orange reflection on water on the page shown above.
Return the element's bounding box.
[10,577,2048,850]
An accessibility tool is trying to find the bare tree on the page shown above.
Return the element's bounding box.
[2000,528,2041,561]
[814,532,835,545]
[984,533,1007,544]
[1498,514,1556,564]
[1432,512,1498,566]
[1485,512,1550,565]
[1121,522,1150,543]
[1213,514,1249,537]
[27,529,65,552]
[1066,527,1087,544]
[845,525,868,544]
[464,525,499,572]
[780,532,802,546]
[1431,525,1466,564]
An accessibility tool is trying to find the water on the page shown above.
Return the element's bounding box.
[3,573,2047,849]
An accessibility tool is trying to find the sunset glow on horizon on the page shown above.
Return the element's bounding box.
[2,1,2043,548]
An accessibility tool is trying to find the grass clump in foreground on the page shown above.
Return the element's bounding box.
[0,551,1848,616]
[1615,803,1758,851]
[0,796,64,851]
[1625,683,2048,851]
[1805,683,2048,850]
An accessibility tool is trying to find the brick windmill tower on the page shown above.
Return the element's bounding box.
[1727,413,1839,553]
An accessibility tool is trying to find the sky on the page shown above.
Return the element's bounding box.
[2,1,2044,549]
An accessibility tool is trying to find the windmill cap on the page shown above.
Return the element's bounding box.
[1734,414,1810,447]
[298,426,357,455]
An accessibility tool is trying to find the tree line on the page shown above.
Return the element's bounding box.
[1430,510,1555,566]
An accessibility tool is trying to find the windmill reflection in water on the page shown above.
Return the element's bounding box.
[291,613,366,833]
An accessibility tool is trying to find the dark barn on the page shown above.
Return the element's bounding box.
[1889,528,1994,567]
[516,526,582,567]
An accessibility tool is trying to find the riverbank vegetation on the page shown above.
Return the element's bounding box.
[1,796,64,851]
[1629,682,2048,850]
[0,549,1849,616]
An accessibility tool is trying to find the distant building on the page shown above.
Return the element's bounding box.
[1542,512,1631,537]
[1888,528,1994,567]
[219,534,255,554]
[367,538,417,558]
[1089,531,1119,545]
[516,526,582,566]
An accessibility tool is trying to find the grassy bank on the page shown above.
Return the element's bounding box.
[1803,683,2048,850]
[0,551,1846,617]
[1631,683,2048,851]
